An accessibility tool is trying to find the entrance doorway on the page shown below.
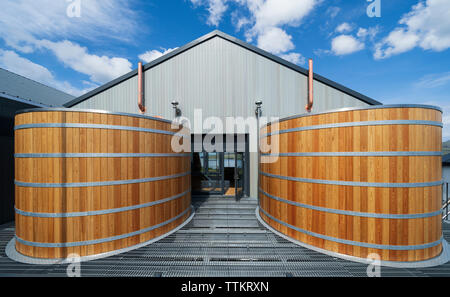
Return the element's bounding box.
[191,134,249,198]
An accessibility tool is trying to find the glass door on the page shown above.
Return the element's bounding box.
[191,134,248,197]
[199,152,223,194]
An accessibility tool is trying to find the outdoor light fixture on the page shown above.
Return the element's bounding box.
[255,100,262,118]
[172,101,181,117]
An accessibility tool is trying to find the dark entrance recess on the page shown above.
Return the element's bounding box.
[191,134,249,198]
[0,99,42,224]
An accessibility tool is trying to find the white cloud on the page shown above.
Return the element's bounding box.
[138,48,178,63]
[0,0,140,94]
[0,50,53,83]
[336,23,353,33]
[257,27,294,54]
[37,40,133,84]
[326,6,341,19]
[207,0,228,26]
[0,49,93,96]
[190,0,228,26]
[320,26,377,56]
[191,0,318,34]
[374,28,420,59]
[0,0,138,53]
[247,0,317,33]
[357,27,379,40]
[331,35,365,55]
[189,0,318,60]
[375,0,450,59]
[415,72,450,88]
[280,52,306,65]
[231,10,251,31]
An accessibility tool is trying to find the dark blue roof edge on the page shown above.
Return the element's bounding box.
[64,30,382,108]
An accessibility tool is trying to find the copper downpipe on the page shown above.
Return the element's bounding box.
[306,58,313,112]
[138,62,146,114]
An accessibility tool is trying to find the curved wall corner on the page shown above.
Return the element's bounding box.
[14,108,191,259]
[259,105,443,262]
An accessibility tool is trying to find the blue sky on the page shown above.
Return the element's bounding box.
[0,0,449,140]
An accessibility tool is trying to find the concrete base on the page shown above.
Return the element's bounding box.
[256,207,450,268]
[6,206,195,265]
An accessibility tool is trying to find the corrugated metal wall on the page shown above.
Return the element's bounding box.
[73,36,369,197]
[75,36,368,120]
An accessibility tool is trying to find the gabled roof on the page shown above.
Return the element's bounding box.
[0,67,74,107]
[65,30,382,108]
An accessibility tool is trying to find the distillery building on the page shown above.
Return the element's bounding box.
[6,31,447,269]
[64,30,381,199]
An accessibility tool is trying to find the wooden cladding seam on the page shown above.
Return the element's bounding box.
[15,206,192,248]
[14,109,192,259]
[259,206,443,250]
[16,190,191,218]
[259,106,443,262]
[259,189,442,219]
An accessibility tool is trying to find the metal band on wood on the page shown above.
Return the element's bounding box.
[260,171,443,188]
[262,120,443,137]
[15,153,191,158]
[15,108,176,124]
[263,104,443,127]
[15,206,192,248]
[15,171,191,188]
[15,190,191,218]
[261,151,443,157]
[260,189,442,219]
[14,123,189,138]
[259,207,443,251]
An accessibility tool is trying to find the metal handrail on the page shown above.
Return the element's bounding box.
[442,200,450,210]
[443,211,450,221]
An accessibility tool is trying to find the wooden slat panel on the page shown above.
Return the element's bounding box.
[14,111,191,259]
[259,107,443,262]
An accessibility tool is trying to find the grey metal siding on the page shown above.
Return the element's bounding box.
[72,36,370,198]
[74,36,368,124]
[73,76,138,113]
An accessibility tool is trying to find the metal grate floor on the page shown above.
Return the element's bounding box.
[1,196,450,277]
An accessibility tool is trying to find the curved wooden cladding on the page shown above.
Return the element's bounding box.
[14,110,191,259]
[259,106,443,262]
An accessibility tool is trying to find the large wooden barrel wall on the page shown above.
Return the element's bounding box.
[14,109,191,259]
[259,105,443,262]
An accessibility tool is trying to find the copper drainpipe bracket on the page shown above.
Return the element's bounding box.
[138,62,146,114]
[306,58,314,113]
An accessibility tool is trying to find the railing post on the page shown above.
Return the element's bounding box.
[445,183,449,220]
[255,101,262,207]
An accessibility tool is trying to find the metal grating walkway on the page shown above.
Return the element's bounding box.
[1,196,450,277]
